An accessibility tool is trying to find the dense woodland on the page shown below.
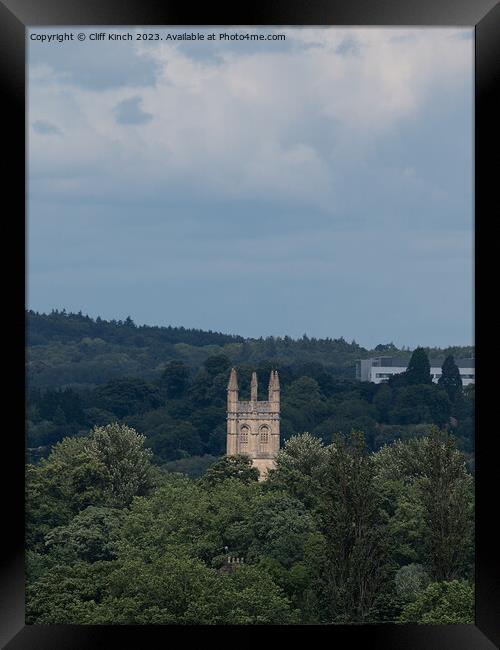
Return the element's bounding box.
[26,426,474,624]
[26,310,475,472]
[26,310,475,624]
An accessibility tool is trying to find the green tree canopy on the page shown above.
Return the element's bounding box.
[268,433,329,509]
[203,354,231,377]
[405,347,432,385]
[160,360,190,399]
[84,423,154,507]
[319,432,390,623]
[398,580,474,624]
[93,378,162,418]
[44,506,125,563]
[438,355,463,403]
[199,454,260,487]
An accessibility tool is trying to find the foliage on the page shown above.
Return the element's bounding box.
[398,580,474,624]
[159,360,190,399]
[317,432,390,622]
[438,355,463,403]
[268,433,329,509]
[404,347,432,385]
[373,429,474,581]
[26,553,299,625]
[394,563,431,603]
[84,423,154,508]
[93,378,162,418]
[26,425,474,626]
[388,385,451,428]
[25,311,475,625]
[161,455,218,479]
[199,454,260,487]
[44,507,125,563]
[26,424,154,551]
[26,311,474,461]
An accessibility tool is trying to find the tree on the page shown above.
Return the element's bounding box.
[203,354,231,377]
[373,383,393,422]
[146,421,202,461]
[27,551,298,625]
[389,385,451,427]
[394,564,431,603]
[268,433,329,509]
[199,454,259,487]
[438,355,463,403]
[373,429,474,582]
[93,378,162,418]
[161,455,218,479]
[283,378,326,432]
[398,580,474,624]
[244,492,318,568]
[405,347,432,385]
[417,430,474,581]
[84,423,154,508]
[44,506,125,562]
[160,360,190,399]
[26,437,110,549]
[319,432,390,622]
[26,560,115,624]
[26,424,155,552]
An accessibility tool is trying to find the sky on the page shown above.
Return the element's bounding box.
[27,27,474,349]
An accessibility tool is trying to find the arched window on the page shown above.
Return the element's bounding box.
[240,425,249,445]
[259,425,269,446]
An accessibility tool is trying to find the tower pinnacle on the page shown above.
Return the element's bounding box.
[227,367,238,391]
[250,371,258,401]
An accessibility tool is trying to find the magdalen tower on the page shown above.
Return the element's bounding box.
[226,368,280,479]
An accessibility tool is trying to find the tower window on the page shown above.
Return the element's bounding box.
[240,426,249,444]
[259,426,269,445]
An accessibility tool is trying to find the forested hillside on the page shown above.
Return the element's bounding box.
[26,310,475,469]
[27,310,473,390]
[25,312,476,625]
[26,425,474,624]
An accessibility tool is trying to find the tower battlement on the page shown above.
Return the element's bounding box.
[226,368,280,480]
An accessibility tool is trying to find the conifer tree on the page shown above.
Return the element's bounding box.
[405,347,432,385]
[438,355,463,403]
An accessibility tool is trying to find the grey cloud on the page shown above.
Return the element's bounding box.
[335,37,361,56]
[29,30,159,90]
[113,96,153,125]
[27,28,473,348]
[32,120,62,135]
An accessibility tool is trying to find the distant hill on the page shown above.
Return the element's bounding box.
[25,310,475,468]
[26,310,474,390]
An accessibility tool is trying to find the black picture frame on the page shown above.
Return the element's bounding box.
[2,0,498,647]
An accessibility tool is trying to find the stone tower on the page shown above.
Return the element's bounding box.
[226,368,280,479]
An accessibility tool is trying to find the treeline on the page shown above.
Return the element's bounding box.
[27,309,244,347]
[26,310,474,390]
[27,349,475,469]
[26,424,474,625]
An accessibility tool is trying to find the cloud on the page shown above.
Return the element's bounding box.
[335,35,361,56]
[28,28,472,214]
[28,28,160,90]
[27,27,474,347]
[32,119,62,135]
[113,96,153,125]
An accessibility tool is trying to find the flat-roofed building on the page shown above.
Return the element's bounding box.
[356,356,475,385]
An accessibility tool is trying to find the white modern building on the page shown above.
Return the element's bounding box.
[356,356,475,386]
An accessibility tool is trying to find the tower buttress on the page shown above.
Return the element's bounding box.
[226,368,239,456]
